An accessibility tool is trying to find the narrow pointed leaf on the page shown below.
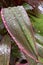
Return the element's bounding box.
[36,43,43,58]
[36,43,43,63]
[35,33,43,46]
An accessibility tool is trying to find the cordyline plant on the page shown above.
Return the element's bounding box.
[0,0,43,65]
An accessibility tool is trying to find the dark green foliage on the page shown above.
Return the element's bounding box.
[30,14,43,36]
[11,41,21,58]
[0,16,7,35]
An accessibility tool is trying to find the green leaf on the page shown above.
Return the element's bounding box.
[29,14,43,36]
[1,6,38,61]
[36,43,43,58]
[38,56,43,63]
[35,33,43,46]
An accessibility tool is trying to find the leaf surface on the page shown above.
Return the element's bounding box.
[0,34,11,65]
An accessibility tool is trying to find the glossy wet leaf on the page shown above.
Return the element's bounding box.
[0,34,11,65]
[1,6,38,62]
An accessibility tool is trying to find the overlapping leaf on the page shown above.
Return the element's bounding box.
[0,34,11,65]
[1,6,43,64]
[24,3,43,63]
[1,6,38,62]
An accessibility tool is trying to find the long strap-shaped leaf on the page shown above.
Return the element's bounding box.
[1,6,42,63]
[35,33,43,46]
[0,34,11,65]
